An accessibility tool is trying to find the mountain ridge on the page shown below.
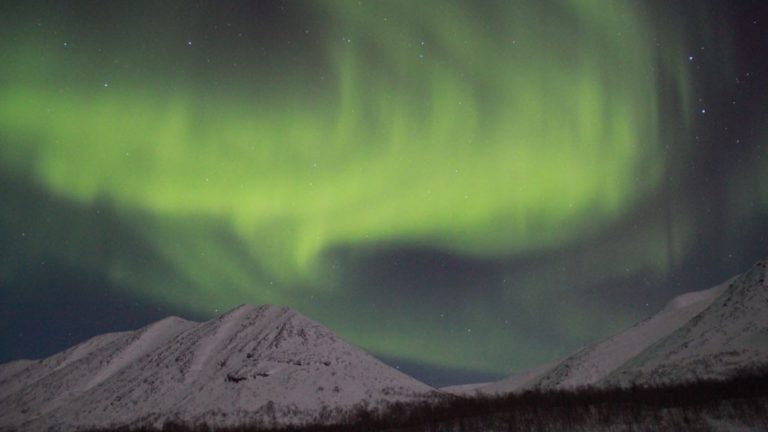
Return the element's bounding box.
[0,303,436,431]
[444,258,768,396]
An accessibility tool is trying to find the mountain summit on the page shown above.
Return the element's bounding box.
[0,304,435,431]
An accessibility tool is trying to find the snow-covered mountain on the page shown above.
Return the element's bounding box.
[0,304,436,431]
[604,258,768,387]
[445,258,768,395]
[530,278,735,390]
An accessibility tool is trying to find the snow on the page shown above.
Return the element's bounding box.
[529,277,731,390]
[457,258,768,394]
[0,331,131,403]
[0,359,34,379]
[605,258,768,386]
[85,316,194,390]
[0,304,436,431]
[184,306,255,383]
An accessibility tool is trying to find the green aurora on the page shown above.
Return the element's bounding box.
[3,0,762,376]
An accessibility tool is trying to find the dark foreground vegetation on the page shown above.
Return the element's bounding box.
[95,367,768,432]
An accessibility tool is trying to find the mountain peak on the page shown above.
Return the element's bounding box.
[220,303,291,316]
[0,303,434,431]
[215,303,294,324]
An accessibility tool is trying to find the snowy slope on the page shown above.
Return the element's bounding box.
[530,278,732,390]
[472,258,768,394]
[605,259,768,386]
[0,304,435,431]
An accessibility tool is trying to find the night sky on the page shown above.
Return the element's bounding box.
[1,1,766,387]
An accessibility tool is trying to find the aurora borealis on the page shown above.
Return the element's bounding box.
[1,1,767,386]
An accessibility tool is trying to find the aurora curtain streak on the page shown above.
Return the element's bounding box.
[0,0,721,374]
